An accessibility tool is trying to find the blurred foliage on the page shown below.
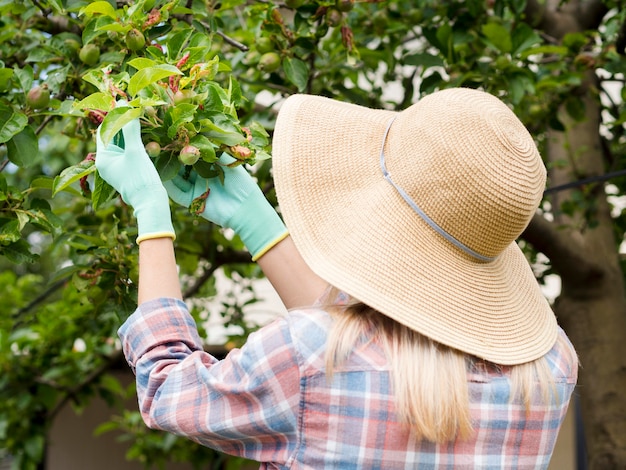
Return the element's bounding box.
[1,0,625,468]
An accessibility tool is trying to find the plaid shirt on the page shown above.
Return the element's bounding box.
[119,297,578,469]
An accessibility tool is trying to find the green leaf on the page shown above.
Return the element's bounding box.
[511,23,541,56]
[0,239,38,263]
[83,16,115,45]
[92,172,117,210]
[193,159,220,179]
[190,134,217,161]
[128,64,183,97]
[0,103,28,144]
[127,57,159,70]
[74,92,115,112]
[25,48,59,63]
[30,176,54,191]
[155,152,181,181]
[481,22,512,53]
[0,68,13,92]
[166,28,195,62]
[282,57,309,92]
[228,75,244,108]
[94,421,119,436]
[16,211,29,230]
[0,219,21,245]
[403,52,445,68]
[46,64,71,94]
[435,23,453,58]
[79,1,117,19]
[200,116,245,146]
[52,159,95,197]
[6,125,39,168]
[24,434,44,461]
[166,103,197,139]
[99,107,142,147]
[520,45,568,60]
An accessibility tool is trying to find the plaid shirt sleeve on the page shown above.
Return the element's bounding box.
[118,297,300,464]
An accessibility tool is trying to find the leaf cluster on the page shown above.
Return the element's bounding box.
[1,0,625,468]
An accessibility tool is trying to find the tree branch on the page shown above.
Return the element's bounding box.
[13,280,66,321]
[182,249,254,299]
[522,213,605,286]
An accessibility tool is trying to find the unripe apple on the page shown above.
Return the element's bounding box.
[173,89,196,104]
[26,84,50,109]
[326,8,343,27]
[179,145,200,165]
[145,141,161,157]
[79,44,100,65]
[256,37,274,54]
[336,0,354,12]
[125,28,146,52]
[144,106,157,117]
[63,38,81,56]
[258,52,281,73]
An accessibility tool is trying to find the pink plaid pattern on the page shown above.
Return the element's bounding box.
[119,297,578,469]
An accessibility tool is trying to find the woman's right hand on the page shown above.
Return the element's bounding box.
[164,157,288,261]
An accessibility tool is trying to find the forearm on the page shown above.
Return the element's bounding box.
[138,237,183,304]
[256,236,328,310]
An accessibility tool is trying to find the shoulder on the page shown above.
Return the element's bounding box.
[544,327,578,382]
[270,307,333,371]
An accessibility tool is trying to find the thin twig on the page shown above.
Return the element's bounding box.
[216,30,249,52]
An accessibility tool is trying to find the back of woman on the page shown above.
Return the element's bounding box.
[287,307,577,469]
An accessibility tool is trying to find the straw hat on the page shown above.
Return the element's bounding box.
[272,87,557,365]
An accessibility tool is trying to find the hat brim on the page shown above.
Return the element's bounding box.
[272,94,557,365]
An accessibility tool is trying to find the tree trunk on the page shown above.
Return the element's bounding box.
[526,70,626,467]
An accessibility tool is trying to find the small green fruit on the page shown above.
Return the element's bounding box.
[79,44,100,65]
[256,37,274,54]
[173,89,197,104]
[326,8,343,27]
[26,85,50,109]
[107,30,121,42]
[63,38,81,55]
[144,106,157,118]
[146,141,161,158]
[336,0,354,12]
[258,52,281,73]
[179,145,200,165]
[125,28,146,52]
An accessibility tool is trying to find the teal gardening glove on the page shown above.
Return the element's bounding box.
[164,157,288,261]
[95,113,175,243]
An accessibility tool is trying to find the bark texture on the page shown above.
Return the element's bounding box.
[523,2,626,467]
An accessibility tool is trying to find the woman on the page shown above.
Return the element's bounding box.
[96,87,578,469]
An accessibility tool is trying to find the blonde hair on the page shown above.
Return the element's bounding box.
[323,288,575,443]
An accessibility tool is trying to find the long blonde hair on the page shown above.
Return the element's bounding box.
[323,288,576,443]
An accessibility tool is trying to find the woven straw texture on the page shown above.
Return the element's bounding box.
[272,88,557,365]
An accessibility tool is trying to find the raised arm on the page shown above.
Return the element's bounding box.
[137,237,182,304]
[95,109,183,305]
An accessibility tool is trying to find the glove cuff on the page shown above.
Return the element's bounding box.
[132,185,176,244]
[228,192,288,260]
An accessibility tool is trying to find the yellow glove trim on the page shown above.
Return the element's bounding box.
[136,232,177,244]
[251,231,289,262]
